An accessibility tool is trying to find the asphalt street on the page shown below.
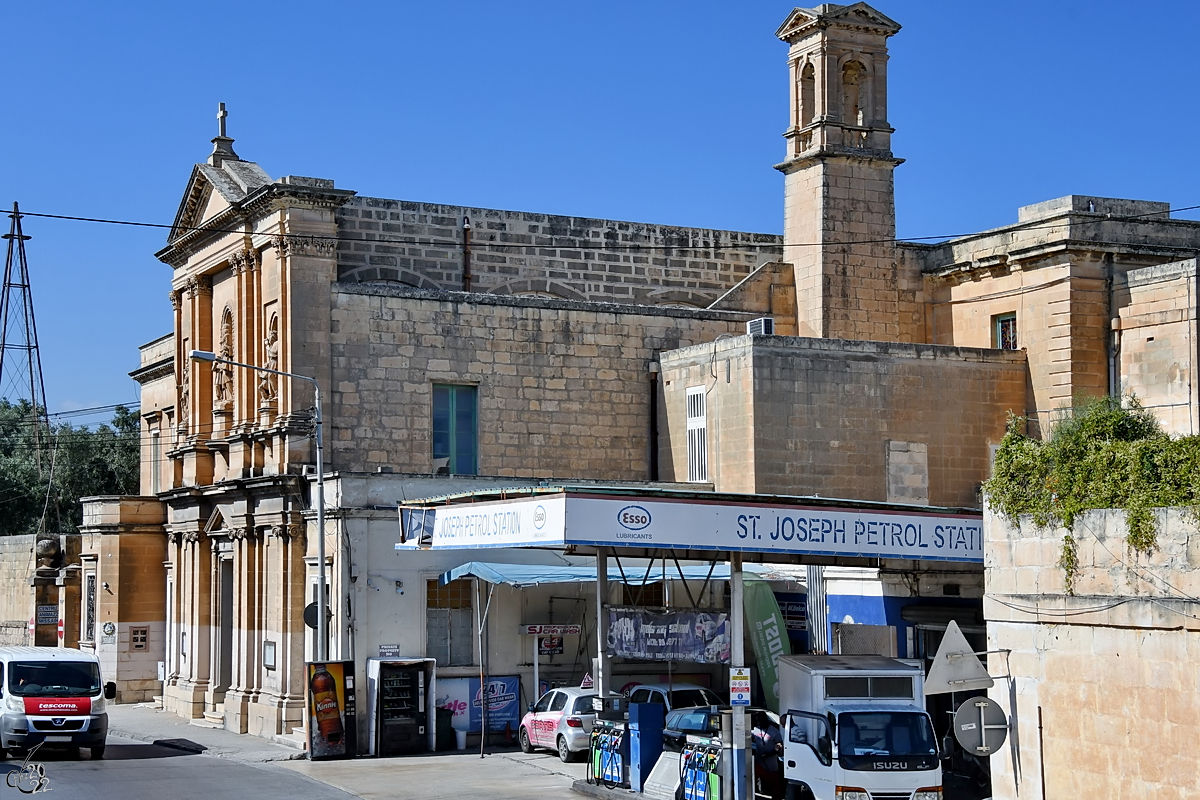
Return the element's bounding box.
[0,734,355,799]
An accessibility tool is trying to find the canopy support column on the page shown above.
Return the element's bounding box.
[595,548,609,697]
[730,552,750,800]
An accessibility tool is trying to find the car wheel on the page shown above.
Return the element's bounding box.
[90,744,105,760]
[557,735,573,763]
[519,727,533,754]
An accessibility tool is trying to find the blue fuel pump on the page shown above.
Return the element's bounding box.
[628,702,664,791]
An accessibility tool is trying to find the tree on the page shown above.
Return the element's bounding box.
[0,400,139,536]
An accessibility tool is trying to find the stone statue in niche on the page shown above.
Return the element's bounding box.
[178,364,190,430]
[259,313,279,404]
[213,309,235,408]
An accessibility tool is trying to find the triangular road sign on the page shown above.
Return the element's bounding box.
[925,620,994,695]
[580,672,594,689]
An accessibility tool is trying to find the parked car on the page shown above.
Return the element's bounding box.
[625,682,723,712]
[662,706,779,753]
[519,686,598,762]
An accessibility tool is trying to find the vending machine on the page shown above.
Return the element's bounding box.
[366,656,436,756]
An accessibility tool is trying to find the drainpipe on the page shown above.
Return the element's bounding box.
[462,216,472,292]
[648,361,660,481]
[1106,252,1118,399]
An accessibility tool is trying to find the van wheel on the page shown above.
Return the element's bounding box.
[0,748,7,761]
[90,744,105,760]
[519,727,533,754]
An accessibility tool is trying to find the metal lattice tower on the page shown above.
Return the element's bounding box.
[0,202,51,475]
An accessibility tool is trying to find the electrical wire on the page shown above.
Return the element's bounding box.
[13,203,1200,255]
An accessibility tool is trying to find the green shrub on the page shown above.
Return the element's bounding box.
[985,396,1200,565]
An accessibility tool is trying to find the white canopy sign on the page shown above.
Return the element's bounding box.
[409,493,982,563]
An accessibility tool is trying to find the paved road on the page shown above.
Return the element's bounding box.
[0,735,354,799]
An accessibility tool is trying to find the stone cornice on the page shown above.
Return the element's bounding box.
[129,356,174,384]
[774,147,904,173]
[776,3,901,44]
[156,182,356,268]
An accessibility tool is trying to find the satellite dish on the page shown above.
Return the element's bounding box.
[952,696,1008,756]
[924,620,994,695]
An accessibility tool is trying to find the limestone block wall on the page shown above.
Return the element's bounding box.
[984,507,1200,800]
[1114,259,1199,436]
[328,283,750,477]
[336,197,781,307]
[0,536,34,646]
[659,336,1027,506]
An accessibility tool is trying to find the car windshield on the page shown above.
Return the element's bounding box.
[668,689,718,709]
[666,709,718,734]
[837,712,937,758]
[8,661,102,697]
[572,695,597,714]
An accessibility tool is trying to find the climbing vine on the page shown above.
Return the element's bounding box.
[984,396,1200,576]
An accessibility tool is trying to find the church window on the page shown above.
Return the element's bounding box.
[842,61,866,127]
[427,579,473,667]
[995,313,1018,350]
[432,384,478,475]
[800,62,815,127]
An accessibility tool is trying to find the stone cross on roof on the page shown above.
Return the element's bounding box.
[209,102,240,167]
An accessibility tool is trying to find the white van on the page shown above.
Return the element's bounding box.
[0,647,116,758]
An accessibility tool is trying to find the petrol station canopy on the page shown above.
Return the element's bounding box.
[399,486,984,565]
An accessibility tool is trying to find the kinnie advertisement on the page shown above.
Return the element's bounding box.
[308,661,352,759]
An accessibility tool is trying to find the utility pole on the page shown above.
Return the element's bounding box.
[0,203,51,477]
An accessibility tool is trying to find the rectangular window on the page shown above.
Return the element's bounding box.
[427,579,474,667]
[686,387,708,482]
[994,313,1018,350]
[83,573,96,643]
[432,384,478,475]
[131,627,149,651]
[150,430,161,494]
[621,581,666,608]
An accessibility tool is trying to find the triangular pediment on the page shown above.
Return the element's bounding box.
[169,159,273,243]
[777,3,901,43]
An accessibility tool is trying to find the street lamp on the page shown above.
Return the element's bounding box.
[188,349,328,662]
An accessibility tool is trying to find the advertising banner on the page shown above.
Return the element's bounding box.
[606,607,731,664]
[424,496,566,550]
[435,675,522,732]
[744,581,792,713]
[307,660,356,759]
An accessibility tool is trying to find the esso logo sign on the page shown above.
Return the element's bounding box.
[533,505,547,529]
[617,505,651,530]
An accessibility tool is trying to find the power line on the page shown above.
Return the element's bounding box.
[14,203,1200,254]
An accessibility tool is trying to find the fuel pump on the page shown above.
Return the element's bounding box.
[588,719,628,788]
[679,735,722,800]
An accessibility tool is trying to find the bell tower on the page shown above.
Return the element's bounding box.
[775,3,904,341]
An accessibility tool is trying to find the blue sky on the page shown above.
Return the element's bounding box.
[2,1,1198,413]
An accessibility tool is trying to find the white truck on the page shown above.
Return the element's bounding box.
[779,655,941,800]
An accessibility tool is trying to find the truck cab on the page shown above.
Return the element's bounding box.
[0,646,116,759]
[779,655,941,800]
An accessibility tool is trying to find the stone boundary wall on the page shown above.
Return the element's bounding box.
[0,536,34,645]
[984,507,1200,800]
[335,197,783,307]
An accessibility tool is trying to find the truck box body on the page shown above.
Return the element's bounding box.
[778,655,941,800]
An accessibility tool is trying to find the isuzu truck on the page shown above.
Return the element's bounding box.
[779,655,941,800]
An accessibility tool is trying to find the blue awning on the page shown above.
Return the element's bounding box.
[438,561,736,587]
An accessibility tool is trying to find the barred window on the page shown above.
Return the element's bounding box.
[427,579,473,667]
[686,387,708,483]
[995,314,1018,350]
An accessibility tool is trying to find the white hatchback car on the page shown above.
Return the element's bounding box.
[519,686,598,762]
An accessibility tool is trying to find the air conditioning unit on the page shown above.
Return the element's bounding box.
[747,317,774,336]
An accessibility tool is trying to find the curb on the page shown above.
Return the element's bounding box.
[108,725,307,763]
